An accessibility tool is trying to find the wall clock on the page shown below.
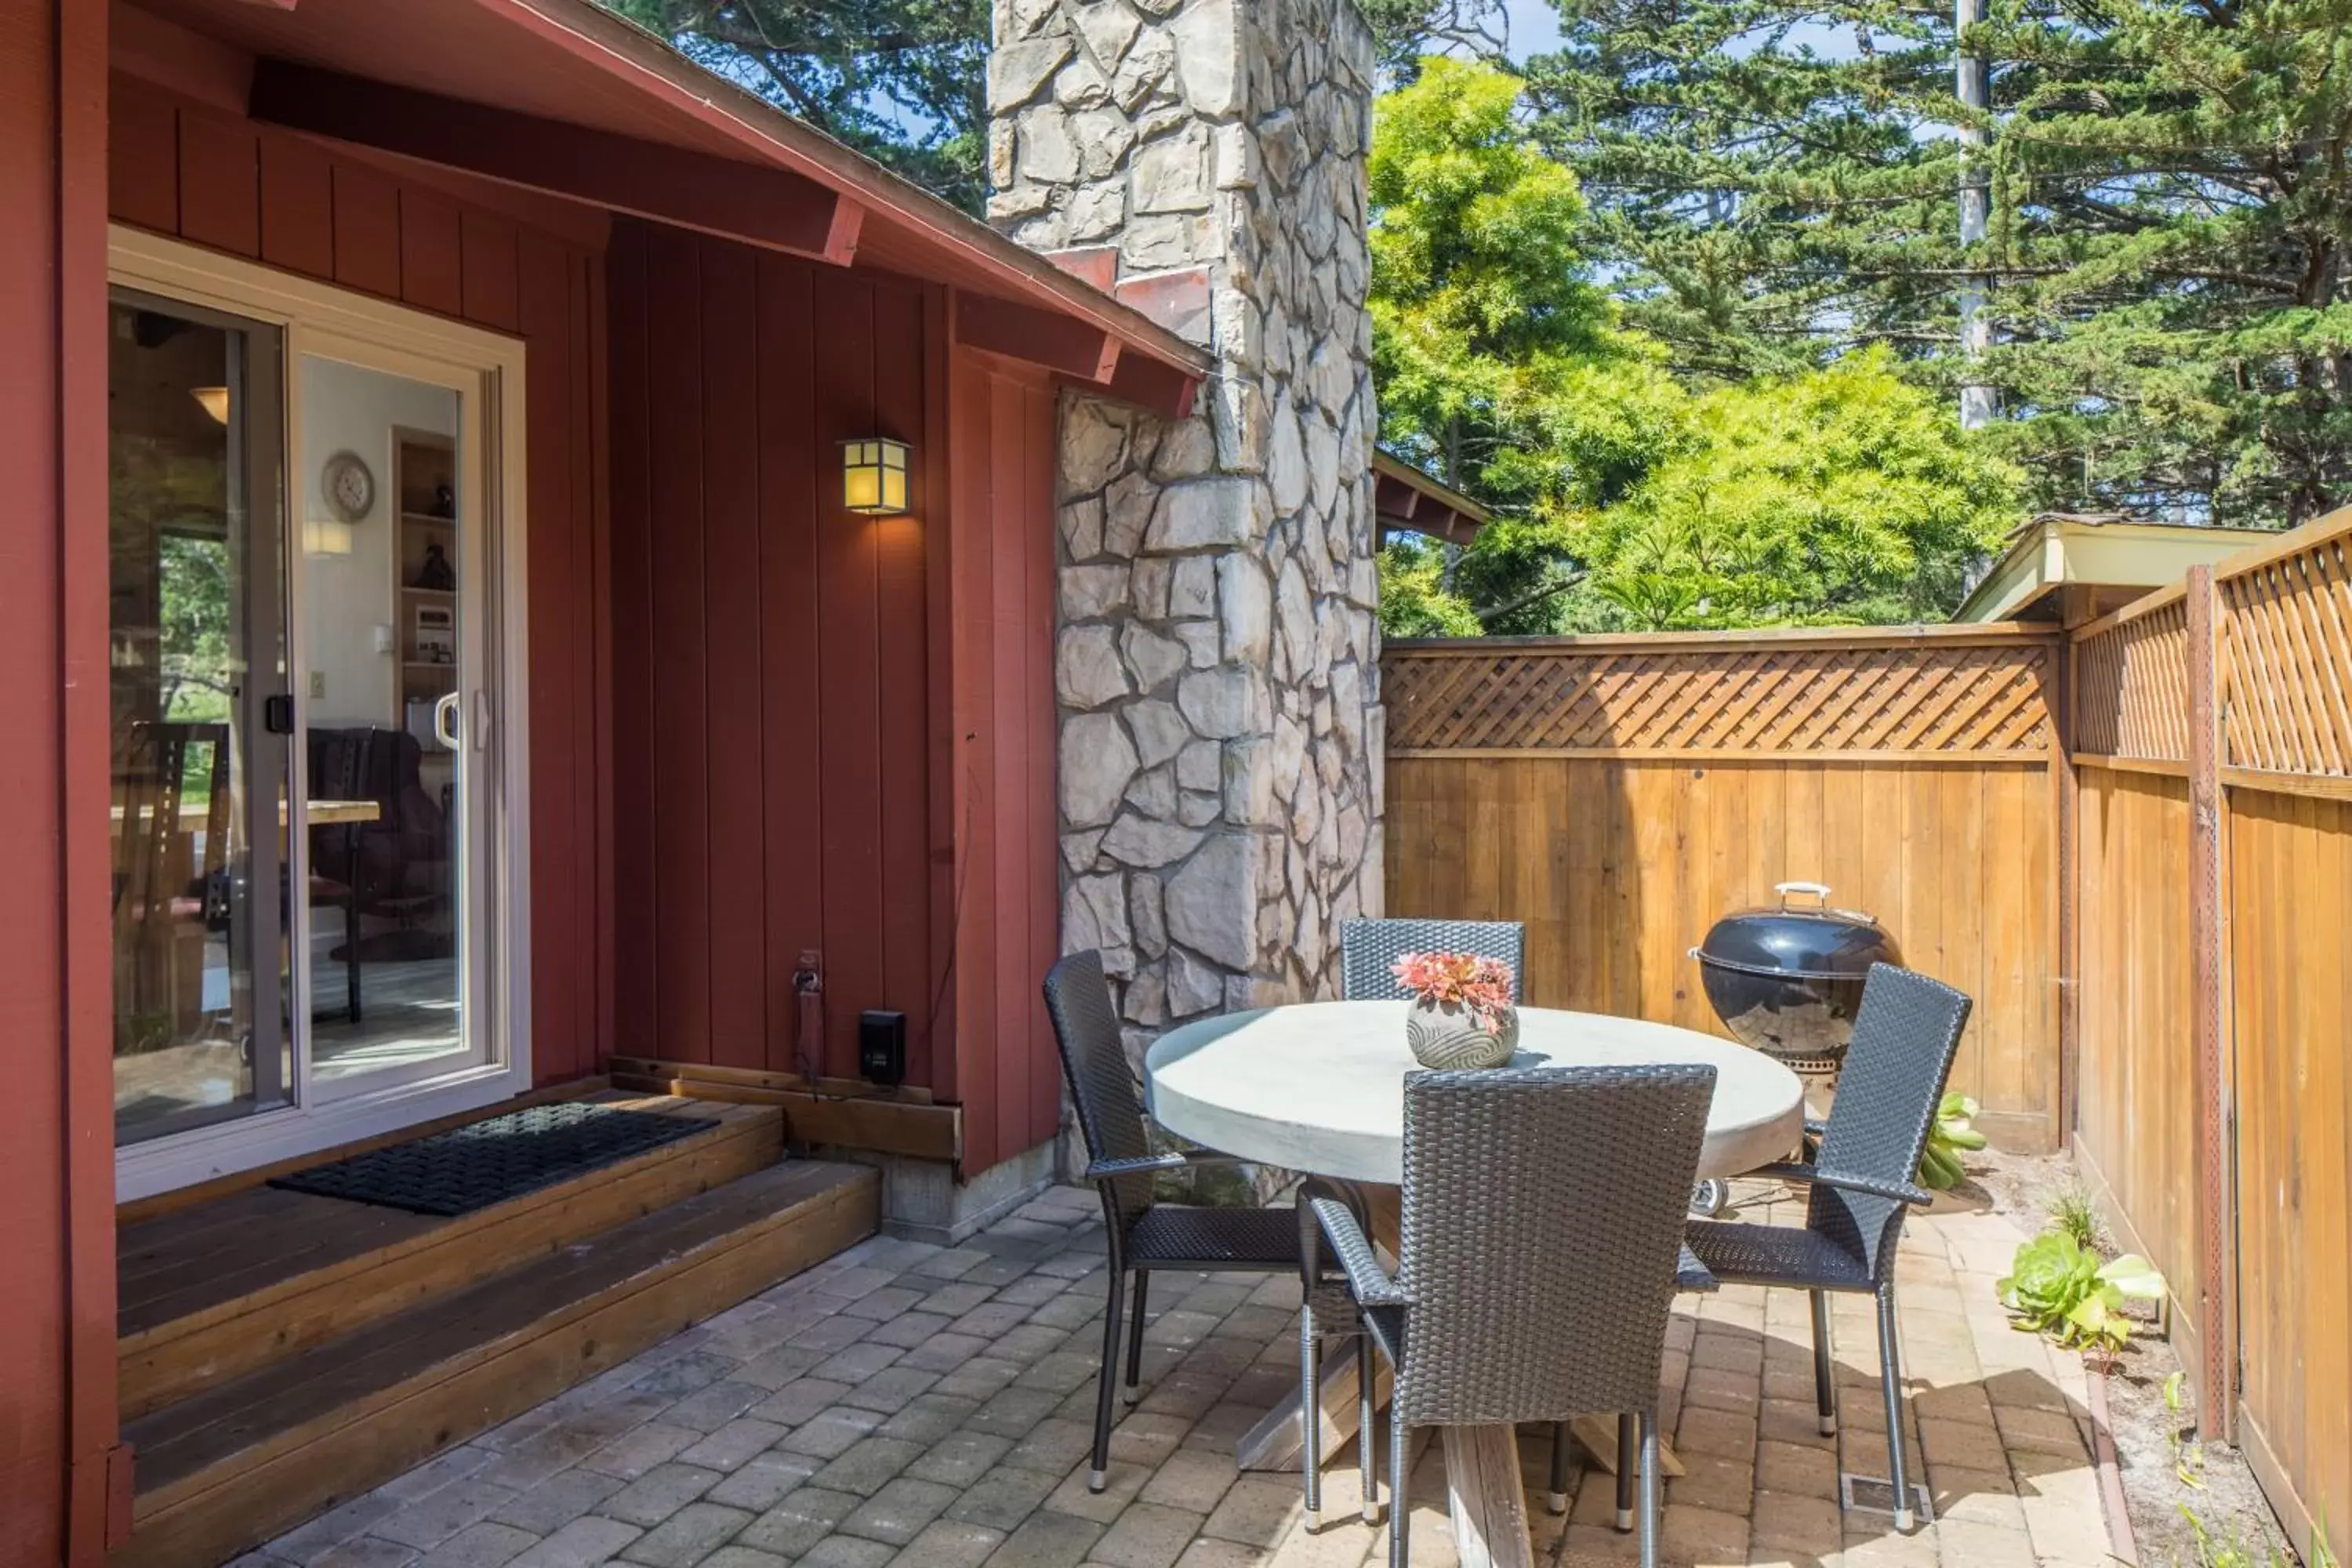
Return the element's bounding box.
[322,450,376,524]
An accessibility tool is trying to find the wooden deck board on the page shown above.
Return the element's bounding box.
[115,1160,879,1567]
[118,1094,782,1417]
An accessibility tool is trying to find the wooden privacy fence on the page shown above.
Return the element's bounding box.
[1382,626,2067,1152]
[2071,512,2352,1566]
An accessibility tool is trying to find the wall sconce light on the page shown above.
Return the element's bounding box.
[303,518,355,557]
[840,437,911,517]
[191,386,231,425]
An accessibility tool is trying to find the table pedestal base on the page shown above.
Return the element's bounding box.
[1443,1426,1536,1568]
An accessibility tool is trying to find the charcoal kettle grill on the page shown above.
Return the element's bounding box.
[1683,881,1903,1214]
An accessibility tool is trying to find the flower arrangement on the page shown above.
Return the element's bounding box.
[1392,950,1516,1036]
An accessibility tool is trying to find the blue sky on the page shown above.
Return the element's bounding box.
[1501,0,1565,56]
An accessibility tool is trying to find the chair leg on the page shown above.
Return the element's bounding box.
[1091,1265,1126,1492]
[1614,1412,1635,1531]
[1547,1421,1569,1515]
[1358,1331,1379,1523]
[1638,1410,1661,1568]
[1124,1272,1150,1402]
[1877,1283,1915,1531]
[1388,1408,1410,1568]
[1300,1308,1323,1525]
[1810,1289,1838,1436]
[344,896,362,1022]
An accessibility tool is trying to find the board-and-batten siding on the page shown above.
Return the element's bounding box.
[107,75,611,1086]
[947,351,1062,1178]
[605,220,941,1091]
[604,222,1066,1174]
[5,1,114,1555]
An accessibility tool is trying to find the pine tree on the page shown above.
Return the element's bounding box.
[1522,0,2352,528]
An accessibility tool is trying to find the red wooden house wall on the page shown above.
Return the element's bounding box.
[602,220,1069,1176]
[4,1,117,1557]
[604,219,943,1088]
[947,352,1064,1174]
[105,74,613,1085]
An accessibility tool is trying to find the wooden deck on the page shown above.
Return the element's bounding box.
[112,1094,879,1567]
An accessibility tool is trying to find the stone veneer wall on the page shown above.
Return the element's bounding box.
[989,0,1385,1056]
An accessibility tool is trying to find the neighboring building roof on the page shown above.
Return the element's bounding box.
[126,0,1212,405]
[1953,511,2278,626]
[1372,452,1491,547]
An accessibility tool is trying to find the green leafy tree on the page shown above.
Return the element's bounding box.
[1369,60,2016,635]
[1571,350,2023,628]
[1370,58,1687,630]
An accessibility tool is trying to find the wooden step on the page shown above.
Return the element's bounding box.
[115,1159,878,1568]
[118,1094,785,1419]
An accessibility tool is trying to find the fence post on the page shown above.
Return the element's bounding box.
[2185,564,2236,1444]
[2053,632,2078,1151]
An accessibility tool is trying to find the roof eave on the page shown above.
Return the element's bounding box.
[483,0,1213,381]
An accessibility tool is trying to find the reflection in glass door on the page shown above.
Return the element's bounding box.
[109,294,291,1143]
[111,279,504,1160]
[294,354,478,1092]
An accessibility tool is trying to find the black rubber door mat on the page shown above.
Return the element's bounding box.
[270,1102,719,1216]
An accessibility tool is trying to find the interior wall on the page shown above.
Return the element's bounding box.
[108,74,611,1085]
[297,356,456,729]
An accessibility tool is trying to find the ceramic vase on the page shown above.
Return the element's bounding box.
[1406,997,1518,1069]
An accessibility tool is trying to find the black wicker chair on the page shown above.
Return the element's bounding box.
[1042,950,1356,1495]
[1341,918,1525,1004]
[1311,1065,1719,1568]
[1683,962,1973,1532]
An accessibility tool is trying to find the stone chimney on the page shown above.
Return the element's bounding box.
[989,0,1385,1040]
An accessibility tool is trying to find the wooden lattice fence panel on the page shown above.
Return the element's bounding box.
[2071,598,2190,763]
[1384,632,2058,757]
[2218,528,2352,776]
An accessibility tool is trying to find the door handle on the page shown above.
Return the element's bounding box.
[473,691,492,752]
[434,691,463,750]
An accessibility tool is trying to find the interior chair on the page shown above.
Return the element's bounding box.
[1041,949,1359,1496]
[307,726,454,1018]
[1682,963,1973,1531]
[1310,1065,1719,1568]
[1340,918,1525,1003]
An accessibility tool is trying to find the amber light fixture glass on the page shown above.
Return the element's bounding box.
[840,437,911,516]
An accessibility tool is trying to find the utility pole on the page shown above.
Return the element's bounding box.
[1956,0,1995,428]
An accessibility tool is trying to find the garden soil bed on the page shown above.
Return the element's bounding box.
[1966,1146,2304,1566]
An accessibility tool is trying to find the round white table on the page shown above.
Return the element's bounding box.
[1142,1000,1806,1568]
[1145,999,1805,1184]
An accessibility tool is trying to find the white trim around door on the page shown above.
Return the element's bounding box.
[109,225,534,1203]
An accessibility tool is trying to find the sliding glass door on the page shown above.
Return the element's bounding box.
[108,292,292,1142]
[109,236,524,1188]
[293,350,488,1098]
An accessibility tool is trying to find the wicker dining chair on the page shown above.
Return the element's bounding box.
[1340,918,1525,1003]
[1309,1065,1719,1568]
[1683,963,1973,1532]
[1042,950,1356,1494]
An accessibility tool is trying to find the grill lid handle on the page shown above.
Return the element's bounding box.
[1775,880,1831,909]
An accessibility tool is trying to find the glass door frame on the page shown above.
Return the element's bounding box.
[111,226,535,1203]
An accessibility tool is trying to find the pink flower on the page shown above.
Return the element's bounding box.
[1392,950,1516,1035]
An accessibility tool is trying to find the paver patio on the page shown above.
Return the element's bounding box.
[247,1180,2106,1568]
